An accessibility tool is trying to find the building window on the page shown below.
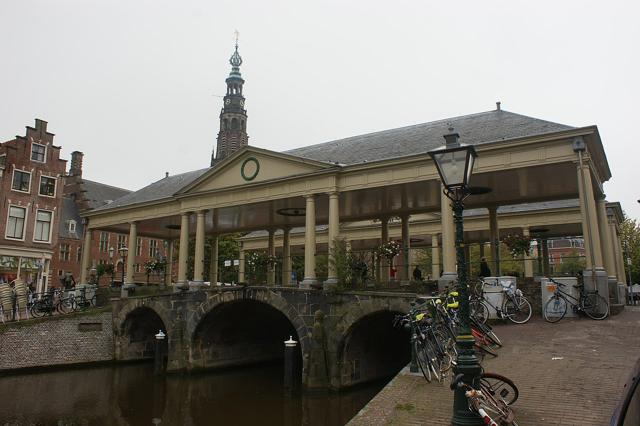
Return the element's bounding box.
[31,143,46,162]
[34,210,53,242]
[134,263,141,273]
[99,232,109,252]
[39,176,56,197]
[6,206,27,239]
[99,259,107,265]
[68,220,77,233]
[76,246,82,263]
[149,239,158,257]
[60,244,71,261]
[117,235,126,250]
[136,237,142,256]
[12,170,31,192]
[0,155,6,169]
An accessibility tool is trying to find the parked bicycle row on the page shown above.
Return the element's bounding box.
[393,289,519,425]
[0,285,107,323]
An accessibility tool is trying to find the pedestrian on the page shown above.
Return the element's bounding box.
[479,257,492,278]
[413,266,422,282]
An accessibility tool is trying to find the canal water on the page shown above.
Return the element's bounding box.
[0,362,389,426]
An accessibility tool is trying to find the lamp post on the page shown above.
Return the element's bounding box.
[119,246,128,287]
[154,330,166,375]
[429,133,482,426]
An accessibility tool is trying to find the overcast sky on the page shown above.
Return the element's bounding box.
[1,0,639,220]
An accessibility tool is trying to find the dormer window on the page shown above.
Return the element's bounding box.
[68,220,77,233]
[31,142,46,162]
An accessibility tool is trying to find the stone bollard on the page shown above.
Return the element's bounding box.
[284,336,298,394]
[154,330,166,375]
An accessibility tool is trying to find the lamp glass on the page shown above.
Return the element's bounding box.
[429,145,477,189]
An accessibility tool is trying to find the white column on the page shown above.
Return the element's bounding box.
[176,213,190,290]
[210,235,219,285]
[597,198,616,282]
[431,234,440,279]
[267,229,276,286]
[282,227,292,286]
[400,215,410,284]
[238,242,245,283]
[326,192,340,286]
[124,222,137,288]
[381,217,390,284]
[301,194,317,288]
[166,240,174,286]
[488,206,500,276]
[439,187,457,289]
[577,162,604,269]
[191,211,206,289]
[80,228,92,285]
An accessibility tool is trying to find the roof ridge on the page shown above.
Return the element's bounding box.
[81,178,132,193]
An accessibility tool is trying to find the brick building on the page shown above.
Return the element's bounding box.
[0,119,66,293]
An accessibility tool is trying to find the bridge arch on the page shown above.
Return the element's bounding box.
[187,289,310,374]
[334,297,412,388]
[114,299,173,362]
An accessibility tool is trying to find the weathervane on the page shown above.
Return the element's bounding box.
[234,30,240,47]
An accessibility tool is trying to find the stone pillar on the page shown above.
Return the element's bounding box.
[610,217,627,284]
[325,192,340,287]
[431,234,440,279]
[238,242,245,283]
[166,240,174,286]
[400,215,410,285]
[301,194,318,288]
[439,188,457,290]
[176,213,190,290]
[124,222,137,289]
[210,235,219,285]
[542,238,550,277]
[282,227,292,286]
[577,160,607,296]
[267,229,276,286]
[488,206,500,276]
[190,210,206,290]
[522,227,534,278]
[597,198,617,284]
[380,217,390,284]
[80,226,92,285]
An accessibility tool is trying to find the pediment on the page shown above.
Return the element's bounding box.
[180,147,333,194]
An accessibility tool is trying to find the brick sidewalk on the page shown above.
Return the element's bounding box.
[348,306,640,425]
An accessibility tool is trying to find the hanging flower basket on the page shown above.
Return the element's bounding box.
[377,240,402,260]
[503,234,533,258]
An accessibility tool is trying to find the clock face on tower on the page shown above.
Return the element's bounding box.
[240,100,244,107]
[225,98,231,105]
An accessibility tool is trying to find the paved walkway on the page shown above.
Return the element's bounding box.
[348,306,640,425]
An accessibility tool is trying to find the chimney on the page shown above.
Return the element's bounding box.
[70,151,84,177]
[443,132,460,146]
[496,101,501,111]
[165,172,169,178]
[34,119,48,133]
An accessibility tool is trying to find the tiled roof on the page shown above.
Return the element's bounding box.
[91,109,573,212]
[92,168,209,211]
[58,197,84,240]
[285,110,572,165]
[82,179,132,210]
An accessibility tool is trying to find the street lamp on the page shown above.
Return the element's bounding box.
[108,246,115,287]
[119,246,128,286]
[429,133,481,426]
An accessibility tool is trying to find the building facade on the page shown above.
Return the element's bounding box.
[0,119,66,292]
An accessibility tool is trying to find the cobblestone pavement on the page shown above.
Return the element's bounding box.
[348,306,640,425]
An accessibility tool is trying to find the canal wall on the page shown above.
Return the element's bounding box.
[0,309,114,372]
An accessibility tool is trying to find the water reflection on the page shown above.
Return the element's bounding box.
[0,363,387,426]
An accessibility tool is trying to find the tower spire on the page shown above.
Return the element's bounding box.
[212,34,249,165]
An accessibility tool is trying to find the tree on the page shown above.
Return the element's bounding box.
[620,214,640,283]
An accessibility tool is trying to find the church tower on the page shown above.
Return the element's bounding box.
[212,39,248,165]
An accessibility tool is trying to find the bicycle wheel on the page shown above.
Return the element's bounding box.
[57,297,74,314]
[503,295,532,324]
[470,299,489,324]
[480,372,519,405]
[543,295,567,323]
[472,318,502,347]
[413,340,432,383]
[424,339,442,383]
[431,330,453,373]
[582,293,609,320]
[30,300,46,318]
[475,341,498,358]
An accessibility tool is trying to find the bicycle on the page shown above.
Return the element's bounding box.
[470,279,532,324]
[543,277,608,323]
[450,373,519,425]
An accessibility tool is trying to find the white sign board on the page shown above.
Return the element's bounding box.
[233,259,239,266]
[224,260,231,267]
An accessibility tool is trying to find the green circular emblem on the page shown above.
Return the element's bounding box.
[241,157,260,181]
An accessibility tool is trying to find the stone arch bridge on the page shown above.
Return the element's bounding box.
[113,286,415,390]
